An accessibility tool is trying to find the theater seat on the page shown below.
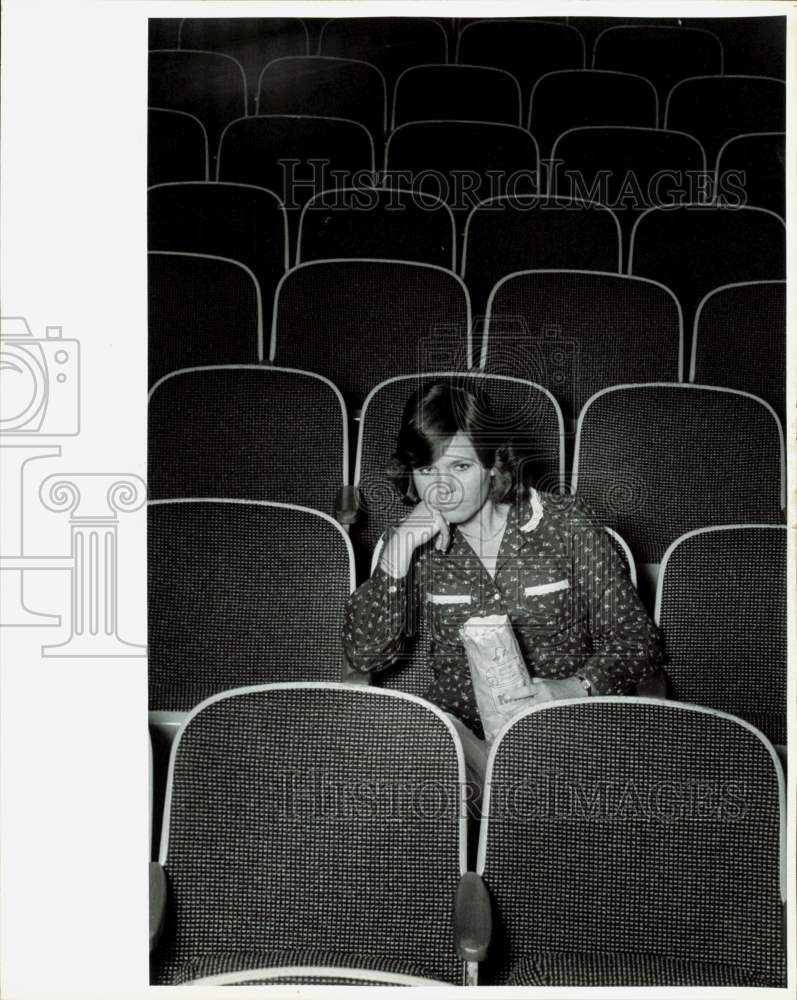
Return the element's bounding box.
[297,186,456,269]
[148,108,209,185]
[271,260,471,409]
[150,683,469,985]
[690,279,785,425]
[148,366,348,518]
[655,525,787,746]
[148,500,355,718]
[148,251,262,387]
[571,383,785,606]
[474,699,785,986]
[628,204,786,359]
[147,182,288,329]
[483,270,682,433]
[461,197,622,318]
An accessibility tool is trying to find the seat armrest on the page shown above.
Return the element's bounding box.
[335,486,359,525]
[150,861,167,952]
[453,872,492,962]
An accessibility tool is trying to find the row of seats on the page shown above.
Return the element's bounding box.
[147,501,787,745]
[149,16,787,78]
[150,17,785,97]
[147,371,786,561]
[151,45,785,147]
[150,686,786,986]
[148,65,786,192]
[147,115,786,276]
[148,252,786,424]
[147,155,786,267]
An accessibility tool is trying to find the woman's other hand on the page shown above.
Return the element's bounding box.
[528,676,589,704]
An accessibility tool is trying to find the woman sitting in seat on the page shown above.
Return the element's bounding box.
[342,380,665,776]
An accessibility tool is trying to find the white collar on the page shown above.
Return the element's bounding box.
[519,488,544,533]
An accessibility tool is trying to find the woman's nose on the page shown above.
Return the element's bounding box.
[426,474,457,507]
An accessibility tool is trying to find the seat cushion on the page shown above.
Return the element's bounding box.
[505,950,784,987]
[173,947,443,985]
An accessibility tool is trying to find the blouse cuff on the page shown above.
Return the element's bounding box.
[370,562,410,593]
[580,656,639,696]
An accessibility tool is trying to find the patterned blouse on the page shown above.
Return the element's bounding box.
[343,490,665,737]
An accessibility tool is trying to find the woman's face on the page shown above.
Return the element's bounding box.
[412,431,493,524]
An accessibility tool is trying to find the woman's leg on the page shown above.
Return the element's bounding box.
[444,713,489,868]
[445,713,489,810]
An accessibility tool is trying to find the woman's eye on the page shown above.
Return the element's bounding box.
[454,462,472,471]
[417,467,433,476]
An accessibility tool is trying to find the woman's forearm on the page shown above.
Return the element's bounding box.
[342,566,413,674]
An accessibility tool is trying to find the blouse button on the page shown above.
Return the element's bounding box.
[388,585,397,594]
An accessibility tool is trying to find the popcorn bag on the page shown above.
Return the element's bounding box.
[459,614,536,742]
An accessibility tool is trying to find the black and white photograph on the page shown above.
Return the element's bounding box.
[0,1,794,997]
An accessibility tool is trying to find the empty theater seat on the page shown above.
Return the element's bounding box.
[691,280,786,424]
[714,132,785,217]
[698,14,786,77]
[148,108,209,185]
[571,383,785,601]
[271,260,471,407]
[179,17,309,114]
[216,114,377,192]
[148,251,262,387]
[628,205,786,357]
[318,17,449,88]
[148,50,248,166]
[297,187,456,269]
[217,115,376,253]
[392,64,522,128]
[592,25,723,102]
[462,197,622,318]
[456,19,586,113]
[147,182,288,327]
[483,271,682,430]
[475,699,785,986]
[664,75,786,165]
[549,127,706,265]
[384,120,539,237]
[655,525,787,746]
[257,56,387,141]
[147,501,355,714]
[150,683,468,985]
[529,69,659,158]
[148,366,348,517]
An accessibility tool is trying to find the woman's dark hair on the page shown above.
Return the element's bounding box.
[386,380,525,504]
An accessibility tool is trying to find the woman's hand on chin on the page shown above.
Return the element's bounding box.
[397,502,451,553]
[381,503,451,578]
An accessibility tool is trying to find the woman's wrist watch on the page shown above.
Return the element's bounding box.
[576,675,592,695]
